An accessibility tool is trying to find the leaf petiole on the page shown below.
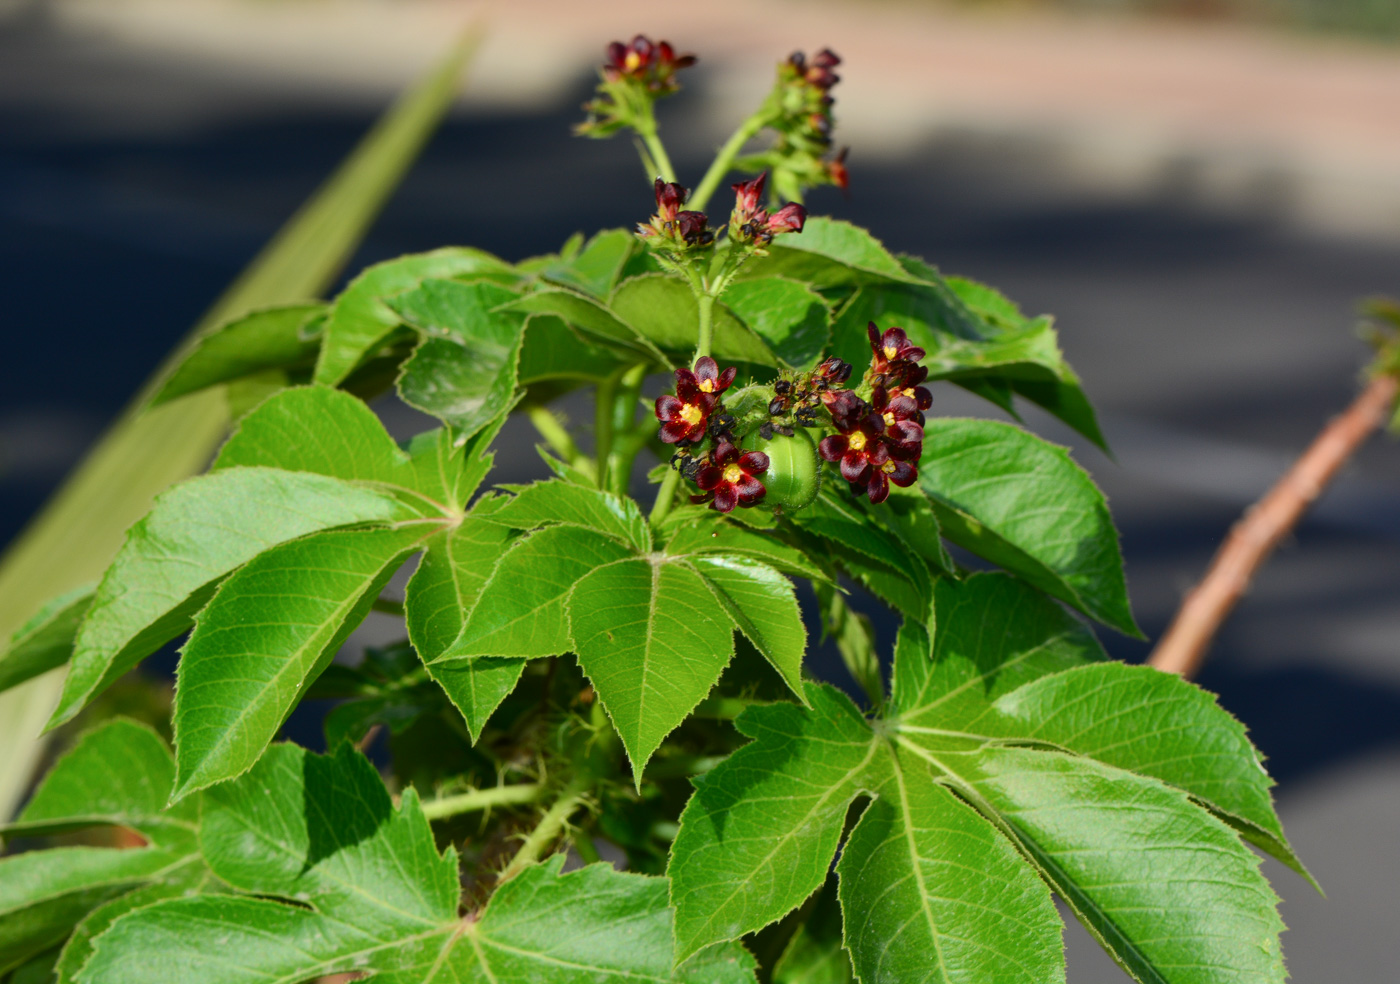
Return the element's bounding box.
[419,782,544,822]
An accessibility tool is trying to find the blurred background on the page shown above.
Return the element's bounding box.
[2,0,1398,979]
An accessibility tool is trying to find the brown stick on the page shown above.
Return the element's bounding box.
[1149,372,1399,679]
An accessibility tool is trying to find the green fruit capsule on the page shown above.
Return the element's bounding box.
[743,429,821,512]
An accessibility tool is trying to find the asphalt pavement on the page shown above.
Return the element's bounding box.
[2,15,1398,980]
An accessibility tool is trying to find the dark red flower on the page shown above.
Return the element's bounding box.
[817,410,887,486]
[693,442,769,513]
[888,363,934,411]
[604,35,696,92]
[867,322,926,374]
[728,172,806,249]
[814,356,853,387]
[859,443,918,504]
[638,179,713,248]
[874,385,926,430]
[766,203,807,235]
[819,389,868,432]
[655,391,714,445]
[827,147,850,192]
[678,356,736,400]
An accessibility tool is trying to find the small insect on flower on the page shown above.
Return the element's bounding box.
[692,442,770,513]
[655,357,735,444]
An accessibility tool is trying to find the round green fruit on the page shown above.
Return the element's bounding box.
[743,429,821,512]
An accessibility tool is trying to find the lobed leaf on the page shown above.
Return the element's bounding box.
[486,479,651,552]
[720,277,831,369]
[919,418,1139,636]
[516,314,626,384]
[611,274,778,367]
[568,556,737,780]
[171,524,433,799]
[505,286,669,364]
[50,468,414,729]
[537,227,637,299]
[744,218,920,288]
[690,555,808,702]
[79,743,756,983]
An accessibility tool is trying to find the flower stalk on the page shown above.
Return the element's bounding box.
[421,782,544,822]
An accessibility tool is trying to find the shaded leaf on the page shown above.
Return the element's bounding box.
[0,585,93,695]
[539,227,636,299]
[487,479,650,551]
[743,218,919,288]
[150,304,324,406]
[691,555,807,701]
[611,274,777,367]
[505,286,668,364]
[722,277,831,369]
[516,314,625,384]
[391,278,527,439]
[314,248,517,386]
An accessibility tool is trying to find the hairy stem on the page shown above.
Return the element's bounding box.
[689,109,773,213]
[527,405,583,466]
[606,364,650,498]
[499,779,590,882]
[420,782,544,822]
[1149,371,1400,678]
[593,366,627,493]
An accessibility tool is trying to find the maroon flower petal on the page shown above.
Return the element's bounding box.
[766,203,807,235]
[713,485,738,513]
[840,451,871,485]
[695,465,723,491]
[866,321,882,354]
[655,394,683,420]
[659,421,694,444]
[733,475,766,503]
[716,366,737,392]
[887,460,918,487]
[865,470,891,504]
[738,450,770,474]
[712,442,740,467]
[818,435,848,462]
[693,356,719,386]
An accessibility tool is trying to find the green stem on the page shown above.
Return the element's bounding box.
[689,109,773,212]
[608,365,650,498]
[572,828,603,865]
[634,99,676,184]
[527,405,582,465]
[500,779,590,882]
[421,782,543,822]
[649,289,718,526]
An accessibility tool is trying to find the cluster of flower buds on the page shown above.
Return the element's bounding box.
[763,356,853,439]
[577,35,696,138]
[815,324,932,504]
[728,172,808,253]
[737,48,850,200]
[636,179,713,252]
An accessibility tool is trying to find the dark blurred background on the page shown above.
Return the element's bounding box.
[2,0,1399,979]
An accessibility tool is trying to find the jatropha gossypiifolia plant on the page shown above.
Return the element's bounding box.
[0,34,1310,984]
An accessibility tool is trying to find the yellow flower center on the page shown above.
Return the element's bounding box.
[883,411,896,427]
[848,431,868,452]
[882,460,898,474]
[883,344,899,361]
[679,403,703,426]
[699,379,715,393]
[624,50,644,72]
[723,463,744,484]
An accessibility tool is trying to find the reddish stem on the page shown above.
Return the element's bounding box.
[1149,372,1399,679]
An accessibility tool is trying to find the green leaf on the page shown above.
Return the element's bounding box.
[438,525,632,662]
[872,486,955,574]
[212,384,412,484]
[405,514,523,740]
[539,228,636,299]
[770,876,853,984]
[0,33,478,821]
[919,418,1140,636]
[0,585,93,695]
[662,513,829,583]
[487,479,650,551]
[722,277,831,369]
[50,468,413,729]
[390,278,527,439]
[406,413,506,515]
[516,314,626,384]
[890,574,1105,730]
[149,304,324,406]
[171,524,432,798]
[314,247,517,385]
[505,286,669,365]
[0,721,203,978]
[668,684,883,963]
[611,274,778,367]
[80,743,756,983]
[835,759,1065,984]
[744,218,920,288]
[567,557,736,779]
[691,555,807,702]
[989,662,1310,884]
[948,747,1285,984]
